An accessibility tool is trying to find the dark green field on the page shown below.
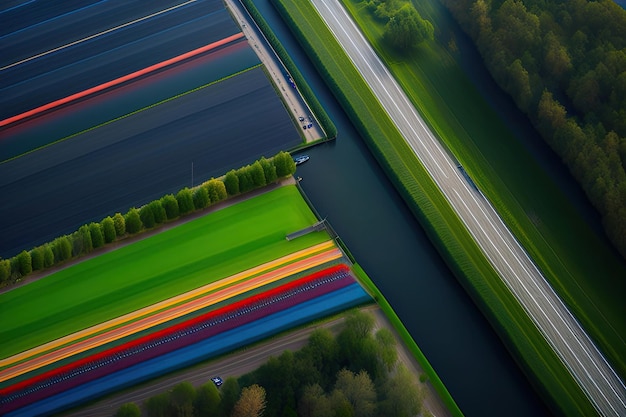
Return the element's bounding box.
[0,186,327,360]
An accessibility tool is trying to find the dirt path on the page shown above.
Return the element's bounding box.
[224,0,325,142]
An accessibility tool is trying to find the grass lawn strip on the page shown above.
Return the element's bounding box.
[270,0,594,414]
[0,186,327,361]
[0,246,342,383]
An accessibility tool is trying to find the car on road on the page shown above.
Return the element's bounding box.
[211,376,223,387]
[307,123,313,129]
[293,155,310,165]
[298,116,305,122]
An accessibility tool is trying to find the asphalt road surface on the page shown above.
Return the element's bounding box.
[224,0,325,142]
[310,0,626,415]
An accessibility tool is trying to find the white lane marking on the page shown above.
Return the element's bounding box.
[0,0,197,71]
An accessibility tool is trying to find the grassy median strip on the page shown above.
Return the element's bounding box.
[0,185,328,360]
[269,0,595,415]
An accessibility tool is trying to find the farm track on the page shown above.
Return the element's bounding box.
[0,241,339,378]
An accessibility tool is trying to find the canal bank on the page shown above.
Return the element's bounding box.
[244,1,553,416]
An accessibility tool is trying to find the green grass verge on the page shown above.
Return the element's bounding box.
[342,0,626,381]
[270,0,596,415]
[0,185,328,360]
[352,263,464,417]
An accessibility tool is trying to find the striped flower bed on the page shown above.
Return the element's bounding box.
[1,265,360,414]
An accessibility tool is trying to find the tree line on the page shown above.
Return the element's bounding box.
[115,309,428,417]
[0,151,296,287]
[440,0,626,259]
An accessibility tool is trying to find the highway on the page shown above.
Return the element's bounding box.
[310,0,626,415]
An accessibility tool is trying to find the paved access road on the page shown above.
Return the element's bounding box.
[224,0,324,142]
[310,0,626,415]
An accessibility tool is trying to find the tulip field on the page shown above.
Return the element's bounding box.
[0,186,371,415]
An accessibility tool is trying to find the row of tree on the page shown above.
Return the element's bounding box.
[115,309,427,417]
[441,0,626,259]
[0,152,297,287]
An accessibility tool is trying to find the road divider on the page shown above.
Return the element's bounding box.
[0,32,244,128]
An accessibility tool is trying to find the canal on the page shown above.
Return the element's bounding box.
[250,1,553,416]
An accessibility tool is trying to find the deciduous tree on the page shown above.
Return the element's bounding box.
[140,205,156,229]
[161,194,179,220]
[149,200,167,224]
[101,216,116,243]
[42,244,54,268]
[176,188,194,215]
[16,250,32,277]
[125,208,143,234]
[232,384,266,417]
[115,402,141,417]
[113,212,126,237]
[30,247,44,271]
[224,169,240,196]
[193,186,210,210]
[89,222,104,249]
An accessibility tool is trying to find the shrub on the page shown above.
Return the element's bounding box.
[71,225,92,257]
[205,179,227,203]
[30,247,44,271]
[250,160,267,187]
[273,151,296,177]
[125,208,143,234]
[193,186,210,210]
[176,188,194,215]
[101,216,116,243]
[140,205,156,229]
[260,157,277,184]
[89,222,104,249]
[0,259,10,285]
[224,169,240,196]
[113,212,126,237]
[149,200,166,224]
[42,245,54,268]
[236,166,254,193]
[16,250,32,276]
[161,194,179,220]
[115,403,140,417]
[52,236,72,263]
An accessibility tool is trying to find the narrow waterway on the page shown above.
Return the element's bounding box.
[250,1,553,416]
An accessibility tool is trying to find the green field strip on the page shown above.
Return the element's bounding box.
[0,186,328,360]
